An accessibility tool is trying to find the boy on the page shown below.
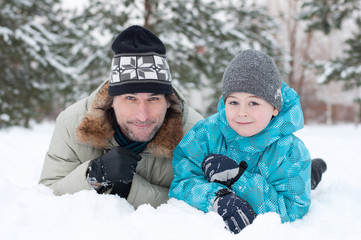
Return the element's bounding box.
[169,49,325,234]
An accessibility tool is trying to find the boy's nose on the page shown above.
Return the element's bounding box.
[238,104,248,117]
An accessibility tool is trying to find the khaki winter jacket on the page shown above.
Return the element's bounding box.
[39,80,203,208]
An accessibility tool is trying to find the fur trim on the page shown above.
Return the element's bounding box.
[76,82,114,149]
[76,81,183,158]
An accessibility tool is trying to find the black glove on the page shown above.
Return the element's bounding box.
[201,154,248,187]
[311,158,327,190]
[87,146,142,195]
[213,188,257,234]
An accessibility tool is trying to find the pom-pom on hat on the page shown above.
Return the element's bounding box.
[108,25,172,96]
[222,49,283,111]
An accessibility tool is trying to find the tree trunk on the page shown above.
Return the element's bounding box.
[326,102,332,125]
[144,0,151,29]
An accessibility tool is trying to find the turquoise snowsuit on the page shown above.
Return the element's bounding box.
[169,83,311,222]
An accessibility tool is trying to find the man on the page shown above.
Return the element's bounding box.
[39,25,203,208]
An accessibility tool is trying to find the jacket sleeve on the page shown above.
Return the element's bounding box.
[231,136,311,222]
[38,111,95,195]
[169,126,225,212]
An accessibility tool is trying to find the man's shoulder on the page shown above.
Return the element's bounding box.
[54,96,95,137]
[181,105,203,135]
[57,81,105,125]
[183,105,203,123]
[58,97,89,122]
[185,112,221,137]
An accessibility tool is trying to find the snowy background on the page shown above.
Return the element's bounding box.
[1,122,361,240]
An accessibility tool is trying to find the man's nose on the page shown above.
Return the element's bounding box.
[135,101,150,121]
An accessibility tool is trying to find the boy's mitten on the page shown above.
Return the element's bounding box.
[311,158,327,190]
[87,146,142,188]
[201,154,247,187]
[213,188,257,234]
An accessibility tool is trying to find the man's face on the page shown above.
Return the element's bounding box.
[112,93,170,142]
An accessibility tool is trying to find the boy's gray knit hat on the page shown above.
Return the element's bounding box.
[222,49,283,111]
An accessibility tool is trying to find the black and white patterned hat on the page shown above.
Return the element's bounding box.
[108,25,173,96]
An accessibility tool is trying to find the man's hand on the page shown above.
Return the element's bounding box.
[201,154,247,187]
[213,189,257,234]
[87,146,142,187]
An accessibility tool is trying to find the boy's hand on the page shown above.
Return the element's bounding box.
[213,188,257,234]
[201,154,247,187]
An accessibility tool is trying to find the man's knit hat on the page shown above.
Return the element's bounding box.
[222,49,283,111]
[108,25,172,96]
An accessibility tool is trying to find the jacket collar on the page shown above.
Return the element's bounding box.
[76,81,183,159]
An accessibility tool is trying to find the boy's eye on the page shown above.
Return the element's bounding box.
[228,101,239,105]
[249,101,259,106]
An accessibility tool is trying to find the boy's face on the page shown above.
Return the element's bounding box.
[225,92,279,137]
[112,92,170,142]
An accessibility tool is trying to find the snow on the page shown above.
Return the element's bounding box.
[61,0,88,11]
[1,122,361,239]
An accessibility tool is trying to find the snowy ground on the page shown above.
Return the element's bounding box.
[1,122,360,240]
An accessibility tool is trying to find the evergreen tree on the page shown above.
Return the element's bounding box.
[299,0,361,121]
[0,0,82,128]
[299,0,361,88]
[68,0,132,94]
[319,18,361,89]
[299,0,358,34]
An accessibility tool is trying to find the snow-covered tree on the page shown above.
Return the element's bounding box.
[0,0,83,128]
[67,0,132,94]
[299,0,359,34]
[299,0,361,122]
[299,0,361,87]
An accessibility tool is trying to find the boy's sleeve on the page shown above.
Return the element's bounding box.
[169,127,225,212]
[231,136,311,222]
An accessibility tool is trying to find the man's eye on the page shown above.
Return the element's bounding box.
[126,96,135,100]
[149,97,159,101]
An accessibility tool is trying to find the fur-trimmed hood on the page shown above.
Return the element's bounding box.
[76,81,184,159]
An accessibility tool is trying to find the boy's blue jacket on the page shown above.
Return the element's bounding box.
[169,83,311,222]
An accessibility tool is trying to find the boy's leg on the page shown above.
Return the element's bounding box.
[311,158,327,190]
